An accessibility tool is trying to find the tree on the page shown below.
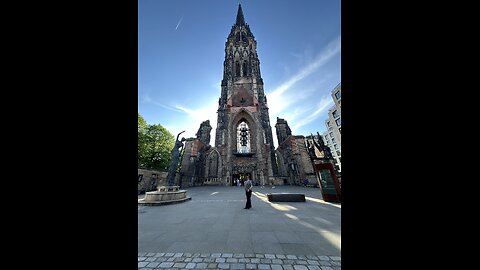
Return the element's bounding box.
[138,113,149,168]
[138,113,175,170]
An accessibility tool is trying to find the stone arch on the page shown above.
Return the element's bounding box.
[206,149,220,177]
[229,109,257,154]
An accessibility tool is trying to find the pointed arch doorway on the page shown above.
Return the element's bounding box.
[232,172,252,186]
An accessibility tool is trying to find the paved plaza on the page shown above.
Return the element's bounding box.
[138,185,341,269]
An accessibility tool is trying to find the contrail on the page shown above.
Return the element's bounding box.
[175,15,184,30]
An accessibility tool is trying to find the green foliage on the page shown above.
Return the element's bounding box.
[138,113,174,170]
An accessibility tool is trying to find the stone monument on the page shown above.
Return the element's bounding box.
[138,130,191,206]
[167,131,186,186]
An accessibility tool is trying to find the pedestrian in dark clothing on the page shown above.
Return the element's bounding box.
[244,177,253,209]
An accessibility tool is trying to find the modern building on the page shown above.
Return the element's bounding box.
[323,83,341,171]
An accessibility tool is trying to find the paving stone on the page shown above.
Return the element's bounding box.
[138,257,147,261]
[293,266,308,270]
[211,253,222,258]
[193,258,204,263]
[332,267,341,270]
[227,258,239,263]
[196,262,208,269]
[201,254,210,258]
[155,253,166,257]
[186,262,196,269]
[250,258,261,264]
[156,257,167,262]
[272,259,283,264]
[245,254,256,258]
[204,258,215,263]
[329,257,341,261]
[282,266,294,270]
[307,260,319,265]
[174,253,184,257]
[295,260,308,265]
[330,261,341,266]
[246,263,257,269]
[145,257,157,262]
[283,260,295,265]
[234,253,245,258]
[222,253,234,258]
[167,258,175,262]
[165,253,175,257]
[256,254,265,258]
[317,256,329,261]
[159,262,175,268]
[138,262,149,268]
[218,263,230,269]
[138,252,147,257]
[231,263,246,269]
[239,258,250,263]
[192,253,201,258]
[207,263,218,268]
[306,266,321,270]
[318,261,331,266]
[306,256,318,260]
[265,254,276,259]
[216,258,226,263]
[260,259,272,264]
[271,265,283,270]
[286,255,297,260]
[319,267,333,270]
[174,257,184,262]
[297,256,307,260]
[184,253,193,257]
[173,263,187,268]
[146,253,156,257]
[258,264,270,270]
[276,255,286,259]
[184,258,193,262]
[146,262,160,268]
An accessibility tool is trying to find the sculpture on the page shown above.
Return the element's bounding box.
[167,131,186,186]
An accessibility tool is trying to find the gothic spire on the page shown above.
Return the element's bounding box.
[235,3,245,26]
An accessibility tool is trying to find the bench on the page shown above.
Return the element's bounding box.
[267,193,306,202]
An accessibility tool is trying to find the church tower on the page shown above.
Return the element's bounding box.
[214,4,278,186]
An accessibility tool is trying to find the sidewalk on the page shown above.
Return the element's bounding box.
[139,185,341,269]
[138,252,341,269]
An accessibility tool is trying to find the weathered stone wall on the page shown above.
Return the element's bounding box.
[178,138,209,187]
[138,169,168,195]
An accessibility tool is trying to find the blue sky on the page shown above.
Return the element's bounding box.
[138,0,341,147]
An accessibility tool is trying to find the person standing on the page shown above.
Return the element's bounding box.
[244,177,253,209]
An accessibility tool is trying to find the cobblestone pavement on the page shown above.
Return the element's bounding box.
[138,252,341,270]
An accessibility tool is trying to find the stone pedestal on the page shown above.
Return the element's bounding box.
[138,186,191,206]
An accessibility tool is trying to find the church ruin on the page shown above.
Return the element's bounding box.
[174,4,337,187]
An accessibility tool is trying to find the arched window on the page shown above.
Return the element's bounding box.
[208,151,218,177]
[243,61,248,77]
[237,121,250,153]
[235,61,240,77]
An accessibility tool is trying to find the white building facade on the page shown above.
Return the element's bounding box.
[323,83,341,171]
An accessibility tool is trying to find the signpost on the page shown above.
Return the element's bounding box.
[314,163,341,203]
